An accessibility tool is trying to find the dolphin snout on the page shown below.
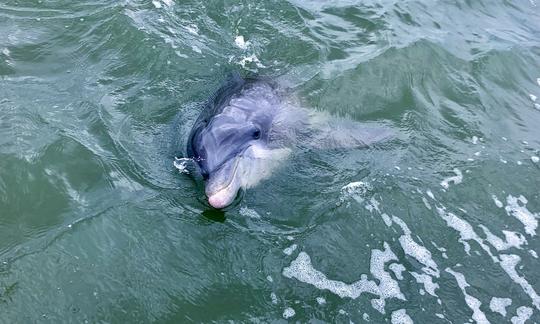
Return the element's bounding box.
[207,187,236,209]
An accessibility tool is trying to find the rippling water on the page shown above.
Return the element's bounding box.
[1,0,540,322]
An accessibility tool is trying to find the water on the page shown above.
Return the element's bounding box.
[1,0,539,322]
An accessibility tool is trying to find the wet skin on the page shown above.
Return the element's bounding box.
[186,73,393,209]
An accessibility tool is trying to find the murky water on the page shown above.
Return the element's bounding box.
[1,0,540,322]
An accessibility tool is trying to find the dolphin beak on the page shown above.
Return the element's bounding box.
[207,187,237,209]
[205,158,241,209]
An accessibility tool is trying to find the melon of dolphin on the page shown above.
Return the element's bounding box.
[186,73,393,209]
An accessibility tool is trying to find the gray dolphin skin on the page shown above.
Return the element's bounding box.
[187,73,393,209]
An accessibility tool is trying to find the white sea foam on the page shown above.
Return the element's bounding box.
[381,213,393,227]
[152,0,161,8]
[422,197,432,210]
[411,272,439,297]
[532,156,539,163]
[530,250,538,258]
[440,168,463,189]
[492,195,503,208]
[489,297,511,317]
[530,94,538,102]
[270,292,278,304]
[316,296,326,305]
[366,197,381,214]
[510,306,533,324]
[389,263,406,280]
[426,190,435,200]
[391,309,413,324]
[370,243,406,302]
[283,252,378,299]
[431,241,447,256]
[239,206,261,219]
[505,195,538,236]
[282,307,295,319]
[472,136,479,144]
[499,254,540,310]
[371,298,385,314]
[446,268,489,324]
[283,244,297,256]
[282,243,404,314]
[392,216,439,277]
[436,207,495,259]
[479,226,527,251]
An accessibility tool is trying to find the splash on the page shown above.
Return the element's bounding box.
[173,157,192,174]
[234,35,250,50]
[339,181,372,204]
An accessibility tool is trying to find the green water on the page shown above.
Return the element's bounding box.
[1,0,540,322]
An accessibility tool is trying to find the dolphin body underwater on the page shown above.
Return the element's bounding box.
[184,73,393,209]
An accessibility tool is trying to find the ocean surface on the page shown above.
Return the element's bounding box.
[1,0,540,322]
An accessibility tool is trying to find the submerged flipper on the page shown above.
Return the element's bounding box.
[303,110,395,149]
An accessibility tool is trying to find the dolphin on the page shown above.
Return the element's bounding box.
[185,73,393,209]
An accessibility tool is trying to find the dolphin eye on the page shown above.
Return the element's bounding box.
[253,129,261,139]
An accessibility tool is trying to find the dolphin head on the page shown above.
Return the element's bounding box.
[189,102,274,208]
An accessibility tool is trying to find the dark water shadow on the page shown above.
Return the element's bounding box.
[201,209,227,223]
